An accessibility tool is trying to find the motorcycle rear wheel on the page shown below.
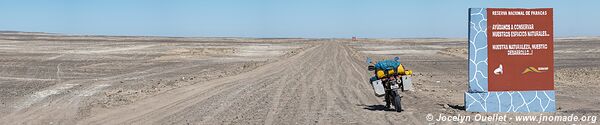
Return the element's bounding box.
[393,92,402,112]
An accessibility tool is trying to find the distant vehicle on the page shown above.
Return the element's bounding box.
[367,57,413,112]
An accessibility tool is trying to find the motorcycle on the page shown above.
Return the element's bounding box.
[367,57,413,112]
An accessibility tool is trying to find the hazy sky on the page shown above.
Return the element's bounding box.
[0,0,598,38]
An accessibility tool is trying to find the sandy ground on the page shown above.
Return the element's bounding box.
[0,32,599,124]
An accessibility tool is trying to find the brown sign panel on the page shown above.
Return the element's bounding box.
[487,8,554,91]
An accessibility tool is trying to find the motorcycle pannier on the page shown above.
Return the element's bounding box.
[371,80,385,97]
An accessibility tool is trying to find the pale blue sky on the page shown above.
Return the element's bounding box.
[0,0,598,38]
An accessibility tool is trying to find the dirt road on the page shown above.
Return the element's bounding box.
[74,41,429,124]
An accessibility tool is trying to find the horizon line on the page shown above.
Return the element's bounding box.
[1,30,598,39]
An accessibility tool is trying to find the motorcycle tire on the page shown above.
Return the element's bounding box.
[393,92,402,112]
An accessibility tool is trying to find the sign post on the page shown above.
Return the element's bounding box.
[465,8,555,112]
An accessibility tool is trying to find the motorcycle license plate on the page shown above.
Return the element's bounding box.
[391,84,400,89]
